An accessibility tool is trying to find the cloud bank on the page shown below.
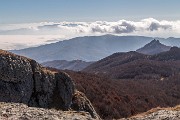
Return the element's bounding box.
[0,18,180,50]
[1,18,180,37]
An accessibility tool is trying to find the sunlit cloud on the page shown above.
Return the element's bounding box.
[0,18,180,50]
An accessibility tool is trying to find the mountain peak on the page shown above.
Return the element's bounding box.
[151,39,160,43]
[136,39,171,55]
[146,39,162,47]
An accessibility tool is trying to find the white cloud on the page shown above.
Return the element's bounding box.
[0,18,180,50]
[0,35,66,50]
[1,18,180,36]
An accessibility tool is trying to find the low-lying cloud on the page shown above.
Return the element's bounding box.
[0,18,180,37]
[0,18,180,50]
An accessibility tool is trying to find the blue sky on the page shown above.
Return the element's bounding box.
[0,0,180,23]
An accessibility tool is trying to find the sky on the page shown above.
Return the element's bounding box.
[0,0,180,50]
[0,0,180,23]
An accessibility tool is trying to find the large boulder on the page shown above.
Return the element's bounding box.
[0,50,99,119]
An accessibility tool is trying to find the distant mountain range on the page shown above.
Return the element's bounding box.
[11,35,180,63]
[42,60,94,71]
[136,39,171,55]
[43,39,173,71]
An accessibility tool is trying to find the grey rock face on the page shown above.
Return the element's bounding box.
[54,72,75,110]
[0,51,34,104]
[0,50,98,119]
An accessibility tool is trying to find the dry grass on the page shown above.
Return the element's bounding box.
[0,49,32,61]
[0,49,13,55]
[42,67,56,74]
[0,49,61,79]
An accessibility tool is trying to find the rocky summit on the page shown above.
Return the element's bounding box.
[136,39,171,55]
[0,50,99,119]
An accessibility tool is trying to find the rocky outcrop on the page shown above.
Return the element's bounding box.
[0,102,98,120]
[0,50,99,119]
[120,105,180,120]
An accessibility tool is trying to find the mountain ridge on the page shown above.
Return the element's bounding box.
[83,46,180,79]
[11,35,180,63]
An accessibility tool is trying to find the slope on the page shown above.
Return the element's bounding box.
[84,47,180,79]
[46,69,180,119]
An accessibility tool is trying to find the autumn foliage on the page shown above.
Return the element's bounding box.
[48,48,180,119]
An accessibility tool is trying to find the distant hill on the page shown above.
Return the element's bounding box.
[136,39,171,55]
[83,47,180,79]
[11,35,180,63]
[42,60,94,71]
[9,35,161,62]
